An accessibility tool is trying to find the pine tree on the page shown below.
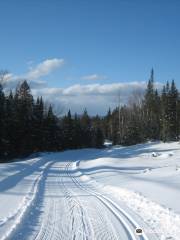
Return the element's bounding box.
[32,97,44,151]
[168,80,178,140]
[161,84,169,141]
[14,80,34,156]
[72,113,82,149]
[4,91,17,158]
[143,69,160,140]
[0,84,5,158]
[104,108,113,141]
[43,105,60,151]
[91,115,104,148]
[81,109,92,147]
[62,110,74,149]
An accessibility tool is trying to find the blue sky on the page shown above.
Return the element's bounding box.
[0,0,180,114]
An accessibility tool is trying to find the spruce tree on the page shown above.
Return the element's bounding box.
[43,105,60,151]
[14,80,34,156]
[0,84,5,158]
[143,69,160,140]
[81,109,92,147]
[168,80,178,140]
[62,110,74,149]
[32,97,44,151]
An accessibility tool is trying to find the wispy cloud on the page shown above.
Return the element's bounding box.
[1,58,65,89]
[81,74,107,81]
[25,58,65,80]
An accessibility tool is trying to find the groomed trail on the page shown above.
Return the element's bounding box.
[1,143,180,240]
[1,156,154,240]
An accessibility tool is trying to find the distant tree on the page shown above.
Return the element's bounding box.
[80,109,92,147]
[62,110,74,149]
[161,80,179,141]
[14,80,34,156]
[169,80,179,140]
[143,69,160,140]
[32,97,44,151]
[43,105,60,151]
[72,113,83,149]
[0,83,5,158]
[4,91,17,158]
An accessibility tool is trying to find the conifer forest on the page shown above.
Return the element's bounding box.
[0,70,179,161]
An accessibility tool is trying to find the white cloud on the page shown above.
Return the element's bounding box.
[25,58,65,80]
[32,82,147,96]
[0,59,163,115]
[81,74,107,81]
[32,81,161,115]
[2,72,162,115]
[1,58,65,89]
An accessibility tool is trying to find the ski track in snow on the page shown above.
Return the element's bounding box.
[24,161,123,240]
[103,185,180,240]
[65,162,148,240]
[76,162,180,240]
[8,159,153,240]
[0,161,52,240]
[1,144,180,240]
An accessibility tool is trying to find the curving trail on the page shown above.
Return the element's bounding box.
[6,156,157,240]
[65,162,149,240]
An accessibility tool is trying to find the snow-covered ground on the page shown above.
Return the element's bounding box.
[0,142,180,240]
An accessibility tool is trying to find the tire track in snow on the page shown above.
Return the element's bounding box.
[66,161,150,240]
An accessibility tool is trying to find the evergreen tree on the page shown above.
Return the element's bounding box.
[62,110,74,149]
[72,114,83,148]
[0,84,5,158]
[91,115,104,148]
[81,109,92,147]
[143,69,160,140]
[4,91,17,158]
[43,105,60,151]
[32,97,44,151]
[169,80,179,140]
[160,84,169,141]
[14,80,34,156]
[103,108,113,141]
[161,80,179,141]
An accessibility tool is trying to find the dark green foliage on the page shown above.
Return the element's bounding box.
[0,84,5,158]
[2,68,180,156]
[62,110,74,149]
[160,80,179,141]
[102,71,180,146]
[80,109,92,148]
[0,81,104,161]
[143,69,161,140]
[91,115,104,148]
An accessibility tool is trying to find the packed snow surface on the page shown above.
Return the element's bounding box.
[0,141,180,240]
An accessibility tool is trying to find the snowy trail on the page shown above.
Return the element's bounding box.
[31,161,129,240]
[6,158,152,240]
[2,143,180,240]
[0,160,53,240]
[65,162,149,240]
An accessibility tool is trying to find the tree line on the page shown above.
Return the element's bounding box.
[0,80,104,161]
[102,69,180,145]
[0,69,179,161]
